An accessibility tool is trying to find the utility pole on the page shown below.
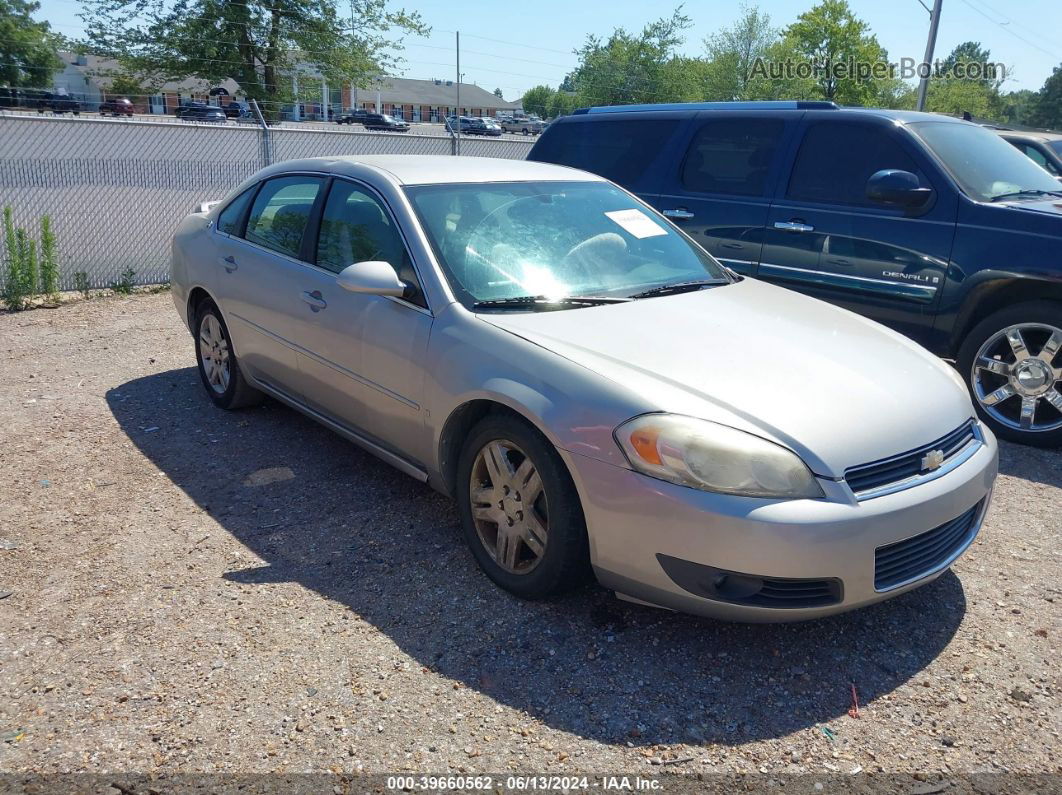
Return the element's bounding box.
[455,30,461,155]
[915,0,943,112]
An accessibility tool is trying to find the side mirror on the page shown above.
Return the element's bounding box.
[337,260,411,298]
[866,169,933,207]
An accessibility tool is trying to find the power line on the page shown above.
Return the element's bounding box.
[956,0,1062,60]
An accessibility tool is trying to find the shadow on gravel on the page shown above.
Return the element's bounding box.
[996,439,1062,489]
[108,368,967,748]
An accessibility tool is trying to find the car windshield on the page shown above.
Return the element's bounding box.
[404,181,730,308]
[909,121,1062,201]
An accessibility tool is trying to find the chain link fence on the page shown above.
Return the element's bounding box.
[0,113,534,289]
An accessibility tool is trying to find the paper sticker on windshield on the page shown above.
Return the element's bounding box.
[604,209,667,239]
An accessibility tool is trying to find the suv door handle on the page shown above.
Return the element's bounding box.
[220,255,238,273]
[301,290,327,312]
[662,208,695,219]
[774,221,815,233]
[826,257,853,266]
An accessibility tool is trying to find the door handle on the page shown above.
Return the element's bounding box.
[301,290,327,312]
[774,221,815,233]
[720,242,744,250]
[221,255,238,273]
[826,257,853,266]
[662,208,695,220]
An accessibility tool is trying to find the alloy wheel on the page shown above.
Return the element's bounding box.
[971,322,1062,432]
[469,439,549,574]
[198,314,232,395]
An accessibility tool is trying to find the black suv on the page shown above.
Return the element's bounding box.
[529,101,1062,446]
[337,109,409,131]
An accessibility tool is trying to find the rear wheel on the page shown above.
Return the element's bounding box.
[194,299,263,410]
[958,301,1062,447]
[456,415,590,599]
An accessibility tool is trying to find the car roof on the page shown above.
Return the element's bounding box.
[1000,130,1062,142]
[566,102,966,126]
[259,155,602,186]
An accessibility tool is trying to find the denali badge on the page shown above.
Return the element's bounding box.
[921,449,946,471]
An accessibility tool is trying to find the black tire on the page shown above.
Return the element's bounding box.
[456,414,591,599]
[957,300,1062,447]
[193,299,263,410]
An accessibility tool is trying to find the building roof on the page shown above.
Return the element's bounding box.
[258,155,597,186]
[59,52,243,97]
[360,76,520,109]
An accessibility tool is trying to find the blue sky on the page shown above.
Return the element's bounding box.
[36,0,1062,99]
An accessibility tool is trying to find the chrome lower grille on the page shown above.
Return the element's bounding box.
[845,420,979,499]
[874,500,984,590]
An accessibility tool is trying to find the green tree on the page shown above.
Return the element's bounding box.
[0,0,62,88]
[1029,63,1062,128]
[997,88,1039,126]
[567,7,697,106]
[81,0,428,116]
[492,87,503,98]
[546,90,578,118]
[782,0,900,106]
[521,85,555,117]
[701,5,777,101]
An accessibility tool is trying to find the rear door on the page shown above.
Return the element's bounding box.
[654,111,796,276]
[527,114,690,204]
[761,117,957,344]
[210,175,326,394]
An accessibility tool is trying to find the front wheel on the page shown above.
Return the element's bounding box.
[456,415,590,599]
[957,301,1062,447]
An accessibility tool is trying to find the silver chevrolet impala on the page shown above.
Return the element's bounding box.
[170,155,998,621]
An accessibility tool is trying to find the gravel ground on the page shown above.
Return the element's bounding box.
[0,293,1059,786]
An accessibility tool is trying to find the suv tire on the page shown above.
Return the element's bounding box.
[957,300,1062,447]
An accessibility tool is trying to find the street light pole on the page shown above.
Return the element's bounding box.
[915,0,943,112]
[455,30,461,155]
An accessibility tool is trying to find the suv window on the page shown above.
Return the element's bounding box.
[682,118,784,196]
[316,180,425,307]
[244,176,324,258]
[216,187,256,235]
[530,119,681,187]
[788,122,924,206]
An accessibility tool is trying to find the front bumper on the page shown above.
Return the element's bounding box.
[563,425,998,622]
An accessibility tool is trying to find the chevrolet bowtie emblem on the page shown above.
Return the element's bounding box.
[921,449,946,471]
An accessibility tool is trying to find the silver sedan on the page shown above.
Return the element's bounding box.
[171,155,998,621]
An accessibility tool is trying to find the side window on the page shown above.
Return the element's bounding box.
[245,176,324,258]
[1018,143,1057,174]
[216,186,256,235]
[787,123,925,207]
[316,180,426,307]
[681,118,784,196]
[530,119,681,188]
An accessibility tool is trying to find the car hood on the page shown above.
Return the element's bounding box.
[478,279,974,478]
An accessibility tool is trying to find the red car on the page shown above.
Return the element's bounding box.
[99,97,134,117]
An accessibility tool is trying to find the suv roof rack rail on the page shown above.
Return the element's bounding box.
[572,100,839,115]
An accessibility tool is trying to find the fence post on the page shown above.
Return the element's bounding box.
[251,99,272,166]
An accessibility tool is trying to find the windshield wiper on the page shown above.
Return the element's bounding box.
[471,294,632,310]
[628,279,728,299]
[990,189,1062,202]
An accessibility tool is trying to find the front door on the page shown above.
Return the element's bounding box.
[760,119,957,345]
[291,178,434,462]
[654,112,794,276]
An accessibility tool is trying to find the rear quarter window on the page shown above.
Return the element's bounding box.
[530,118,681,189]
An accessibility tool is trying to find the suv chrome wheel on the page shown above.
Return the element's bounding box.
[971,322,1062,432]
[469,439,549,574]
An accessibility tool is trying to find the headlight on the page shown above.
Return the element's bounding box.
[614,414,824,499]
